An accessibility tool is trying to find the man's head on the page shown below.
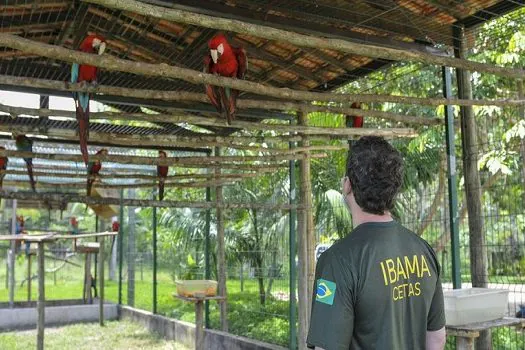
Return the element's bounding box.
[342,136,403,215]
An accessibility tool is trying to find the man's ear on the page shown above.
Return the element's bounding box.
[343,176,352,196]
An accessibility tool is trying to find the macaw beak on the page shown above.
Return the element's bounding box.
[210,49,218,64]
[98,42,106,55]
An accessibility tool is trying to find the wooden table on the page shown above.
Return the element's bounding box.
[446,317,525,350]
[173,294,226,350]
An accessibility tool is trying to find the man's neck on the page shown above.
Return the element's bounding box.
[352,211,393,227]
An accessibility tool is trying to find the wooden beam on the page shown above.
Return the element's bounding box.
[79,0,525,79]
[0,169,276,181]
[0,103,421,135]
[0,190,300,210]
[0,149,327,167]
[2,74,523,111]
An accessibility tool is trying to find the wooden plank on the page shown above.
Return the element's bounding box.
[446,317,525,333]
[195,300,204,350]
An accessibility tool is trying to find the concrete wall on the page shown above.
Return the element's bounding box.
[0,303,118,331]
[119,306,287,350]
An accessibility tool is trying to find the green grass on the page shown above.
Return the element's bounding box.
[0,321,190,350]
[0,256,292,347]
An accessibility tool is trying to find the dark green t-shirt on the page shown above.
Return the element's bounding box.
[307,221,445,350]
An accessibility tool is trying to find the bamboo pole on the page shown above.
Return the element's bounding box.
[80,0,525,79]
[0,102,423,134]
[1,75,523,109]
[0,149,327,166]
[0,190,300,210]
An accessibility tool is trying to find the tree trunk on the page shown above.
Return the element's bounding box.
[455,26,490,350]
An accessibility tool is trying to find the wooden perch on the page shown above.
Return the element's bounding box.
[0,121,417,147]
[2,178,239,189]
[0,169,276,181]
[82,0,525,79]
[0,149,327,166]
[0,103,421,135]
[1,68,523,111]
[0,190,299,210]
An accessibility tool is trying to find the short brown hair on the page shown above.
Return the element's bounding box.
[345,136,403,215]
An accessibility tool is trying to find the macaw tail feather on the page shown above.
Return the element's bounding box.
[25,158,36,192]
[0,175,4,189]
[87,178,94,197]
[76,103,90,165]
[218,87,237,125]
[158,179,165,201]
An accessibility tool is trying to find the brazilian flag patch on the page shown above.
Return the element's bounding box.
[316,279,336,305]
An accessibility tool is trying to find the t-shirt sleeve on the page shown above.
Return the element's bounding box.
[427,275,446,331]
[307,250,355,350]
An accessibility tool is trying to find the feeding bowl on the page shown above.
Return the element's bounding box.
[175,280,218,298]
[444,288,509,326]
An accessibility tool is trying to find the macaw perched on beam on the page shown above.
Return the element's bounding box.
[204,33,247,125]
[0,146,7,189]
[14,135,36,192]
[71,34,106,165]
[87,148,107,196]
[157,150,169,201]
[346,102,363,148]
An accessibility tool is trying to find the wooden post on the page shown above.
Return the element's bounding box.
[454,26,490,349]
[37,242,45,350]
[9,199,17,308]
[27,254,32,302]
[297,111,314,349]
[99,236,105,326]
[195,300,205,350]
[215,147,228,331]
[127,189,136,307]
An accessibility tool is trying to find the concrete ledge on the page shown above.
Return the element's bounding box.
[0,302,118,331]
[119,306,287,350]
[0,299,86,309]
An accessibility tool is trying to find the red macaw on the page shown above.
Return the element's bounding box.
[71,34,106,165]
[14,135,36,192]
[346,102,363,148]
[87,148,107,196]
[204,33,247,125]
[0,146,7,189]
[157,150,169,201]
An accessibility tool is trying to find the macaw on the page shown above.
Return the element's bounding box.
[14,135,36,192]
[0,146,7,189]
[71,34,106,165]
[157,150,169,201]
[204,33,247,125]
[87,148,107,196]
[346,102,363,148]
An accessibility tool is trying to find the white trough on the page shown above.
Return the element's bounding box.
[0,302,118,331]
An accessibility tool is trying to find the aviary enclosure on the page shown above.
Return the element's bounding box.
[0,0,524,349]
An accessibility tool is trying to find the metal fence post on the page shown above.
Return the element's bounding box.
[442,66,461,289]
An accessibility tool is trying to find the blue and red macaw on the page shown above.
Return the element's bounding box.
[204,33,247,125]
[0,146,7,189]
[346,102,363,148]
[157,150,169,201]
[14,135,36,192]
[87,148,107,196]
[71,34,106,165]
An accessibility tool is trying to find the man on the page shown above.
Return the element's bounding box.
[307,136,446,350]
